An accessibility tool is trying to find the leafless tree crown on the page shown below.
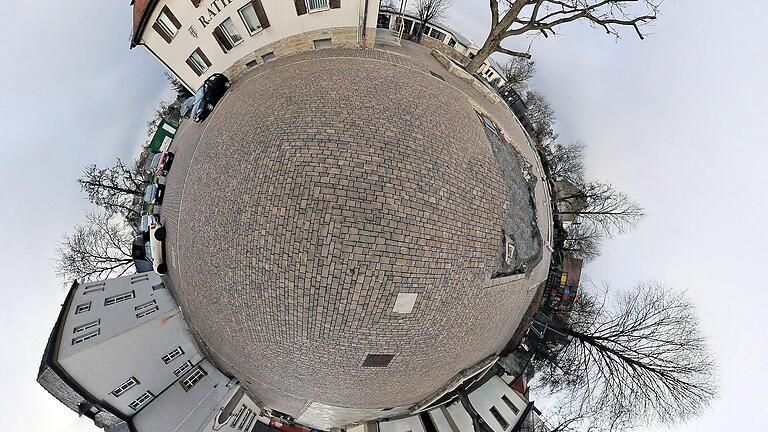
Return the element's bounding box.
[56,211,136,284]
[500,57,536,91]
[467,0,660,72]
[556,181,645,236]
[78,158,147,228]
[535,282,718,428]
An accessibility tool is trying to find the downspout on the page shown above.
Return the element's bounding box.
[361,0,370,47]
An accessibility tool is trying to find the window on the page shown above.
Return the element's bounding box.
[306,0,329,13]
[313,38,332,49]
[220,18,243,46]
[82,283,105,295]
[489,406,509,430]
[173,360,193,377]
[231,405,246,427]
[128,391,154,411]
[135,300,157,312]
[431,28,446,41]
[130,274,149,284]
[181,366,207,391]
[187,49,211,76]
[73,319,100,334]
[111,377,139,398]
[239,3,263,35]
[104,291,135,306]
[153,6,180,43]
[162,346,185,364]
[447,38,456,47]
[246,59,259,69]
[136,306,159,319]
[501,394,520,415]
[261,52,276,62]
[74,302,91,314]
[72,329,100,346]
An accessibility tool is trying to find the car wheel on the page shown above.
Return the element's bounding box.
[206,103,214,111]
[155,227,166,241]
[156,263,167,274]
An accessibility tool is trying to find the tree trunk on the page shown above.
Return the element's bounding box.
[80,181,142,196]
[466,34,502,73]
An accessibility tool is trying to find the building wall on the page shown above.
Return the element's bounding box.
[379,415,426,432]
[131,360,234,432]
[467,376,527,432]
[56,273,204,417]
[139,0,380,89]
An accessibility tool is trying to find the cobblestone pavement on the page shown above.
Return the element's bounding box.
[161,45,552,423]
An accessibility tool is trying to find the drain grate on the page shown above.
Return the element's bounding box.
[429,71,446,82]
[362,354,395,367]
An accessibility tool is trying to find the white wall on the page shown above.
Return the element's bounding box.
[57,274,204,417]
[467,376,527,432]
[141,0,380,89]
[379,415,426,432]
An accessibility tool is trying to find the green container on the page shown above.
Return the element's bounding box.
[148,119,178,153]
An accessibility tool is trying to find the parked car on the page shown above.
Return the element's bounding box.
[156,151,175,176]
[192,73,230,123]
[148,153,163,174]
[143,183,165,205]
[140,213,159,232]
[180,96,195,118]
[149,220,167,274]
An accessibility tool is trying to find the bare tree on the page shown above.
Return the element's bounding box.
[466,1,660,73]
[165,71,193,101]
[555,181,644,236]
[533,282,718,428]
[547,141,585,185]
[381,0,399,12]
[525,90,557,145]
[560,223,603,261]
[413,0,453,42]
[499,57,536,92]
[78,159,147,228]
[56,211,136,284]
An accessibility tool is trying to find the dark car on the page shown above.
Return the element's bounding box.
[192,73,230,122]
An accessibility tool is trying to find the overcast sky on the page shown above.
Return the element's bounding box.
[1,1,765,431]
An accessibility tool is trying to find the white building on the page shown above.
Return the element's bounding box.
[38,273,261,432]
[130,0,381,90]
[375,9,506,87]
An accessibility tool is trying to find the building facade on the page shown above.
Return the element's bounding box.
[131,0,381,90]
[375,9,506,87]
[38,273,261,432]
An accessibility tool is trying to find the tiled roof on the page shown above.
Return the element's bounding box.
[131,0,157,47]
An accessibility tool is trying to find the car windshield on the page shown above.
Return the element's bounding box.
[194,87,204,102]
[143,185,155,201]
[140,215,149,232]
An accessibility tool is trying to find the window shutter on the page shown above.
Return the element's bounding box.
[186,57,202,76]
[152,22,173,43]
[196,48,212,67]
[162,6,182,30]
[212,27,232,52]
[330,0,341,9]
[294,0,307,15]
[251,0,270,29]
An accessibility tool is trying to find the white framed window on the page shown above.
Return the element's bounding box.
[238,4,263,35]
[82,283,105,295]
[181,366,207,391]
[128,391,154,411]
[306,0,330,13]
[489,406,509,430]
[219,17,243,46]
[173,360,193,377]
[111,377,139,398]
[501,394,520,415]
[188,49,210,75]
[72,329,100,346]
[74,302,91,314]
[136,306,159,319]
[162,346,185,364]
[104,291,135,306]
[73,319,100,334]
[134,300,157,312]
[156,8,179,39]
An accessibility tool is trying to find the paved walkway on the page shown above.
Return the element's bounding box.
[160,45,552,428]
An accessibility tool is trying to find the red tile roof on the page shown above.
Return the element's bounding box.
[130,0,157,47]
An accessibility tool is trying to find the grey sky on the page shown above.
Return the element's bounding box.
[1,1,765,431]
